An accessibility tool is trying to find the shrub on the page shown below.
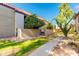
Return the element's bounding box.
[24,14,45,29]
[40,23,53,30]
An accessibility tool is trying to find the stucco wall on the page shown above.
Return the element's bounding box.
[15,12,24,29]
[75,17,79,33]
[0,5,16,37]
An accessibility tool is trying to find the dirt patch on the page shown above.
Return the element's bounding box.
[0,46,21,56]
[49,40,79,56]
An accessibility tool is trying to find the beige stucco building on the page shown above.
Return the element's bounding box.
[0,3,48,38]
[73,12,79,33]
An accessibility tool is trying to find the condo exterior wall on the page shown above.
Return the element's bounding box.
[0,3,48,38]
[0,5,16,37]
[15,12,24,29]
[75,17,79,33]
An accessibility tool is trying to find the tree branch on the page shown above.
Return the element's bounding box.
[65,14,75,26]
[67,25,71,32]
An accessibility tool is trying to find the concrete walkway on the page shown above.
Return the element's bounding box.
[28,36,63,56]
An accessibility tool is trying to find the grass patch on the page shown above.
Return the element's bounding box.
[15,38,48,56]
[0,40,25,49]
[0,37,48,56]
[0,40,17,49]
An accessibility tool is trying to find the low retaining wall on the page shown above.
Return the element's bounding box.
[21,29,53,37]
[22,29,40,37]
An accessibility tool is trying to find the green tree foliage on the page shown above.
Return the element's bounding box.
[24,14,45,29]
[55,3,74,37]
[40,23,53,30]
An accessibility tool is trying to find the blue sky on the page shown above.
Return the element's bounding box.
[11,3,79,24]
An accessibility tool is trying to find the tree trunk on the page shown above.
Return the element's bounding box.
[63,30,68,37]
[64,33,67,37]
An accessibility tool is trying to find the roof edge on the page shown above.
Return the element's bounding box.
[0,3,49,24]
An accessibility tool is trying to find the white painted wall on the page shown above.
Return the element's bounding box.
[15,12,24,29]
[0,5,15,37]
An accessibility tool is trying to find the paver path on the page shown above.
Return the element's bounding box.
[28,36,63,56]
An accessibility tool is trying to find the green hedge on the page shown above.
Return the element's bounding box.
[40,23,53,30]
[24,14,45,29]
